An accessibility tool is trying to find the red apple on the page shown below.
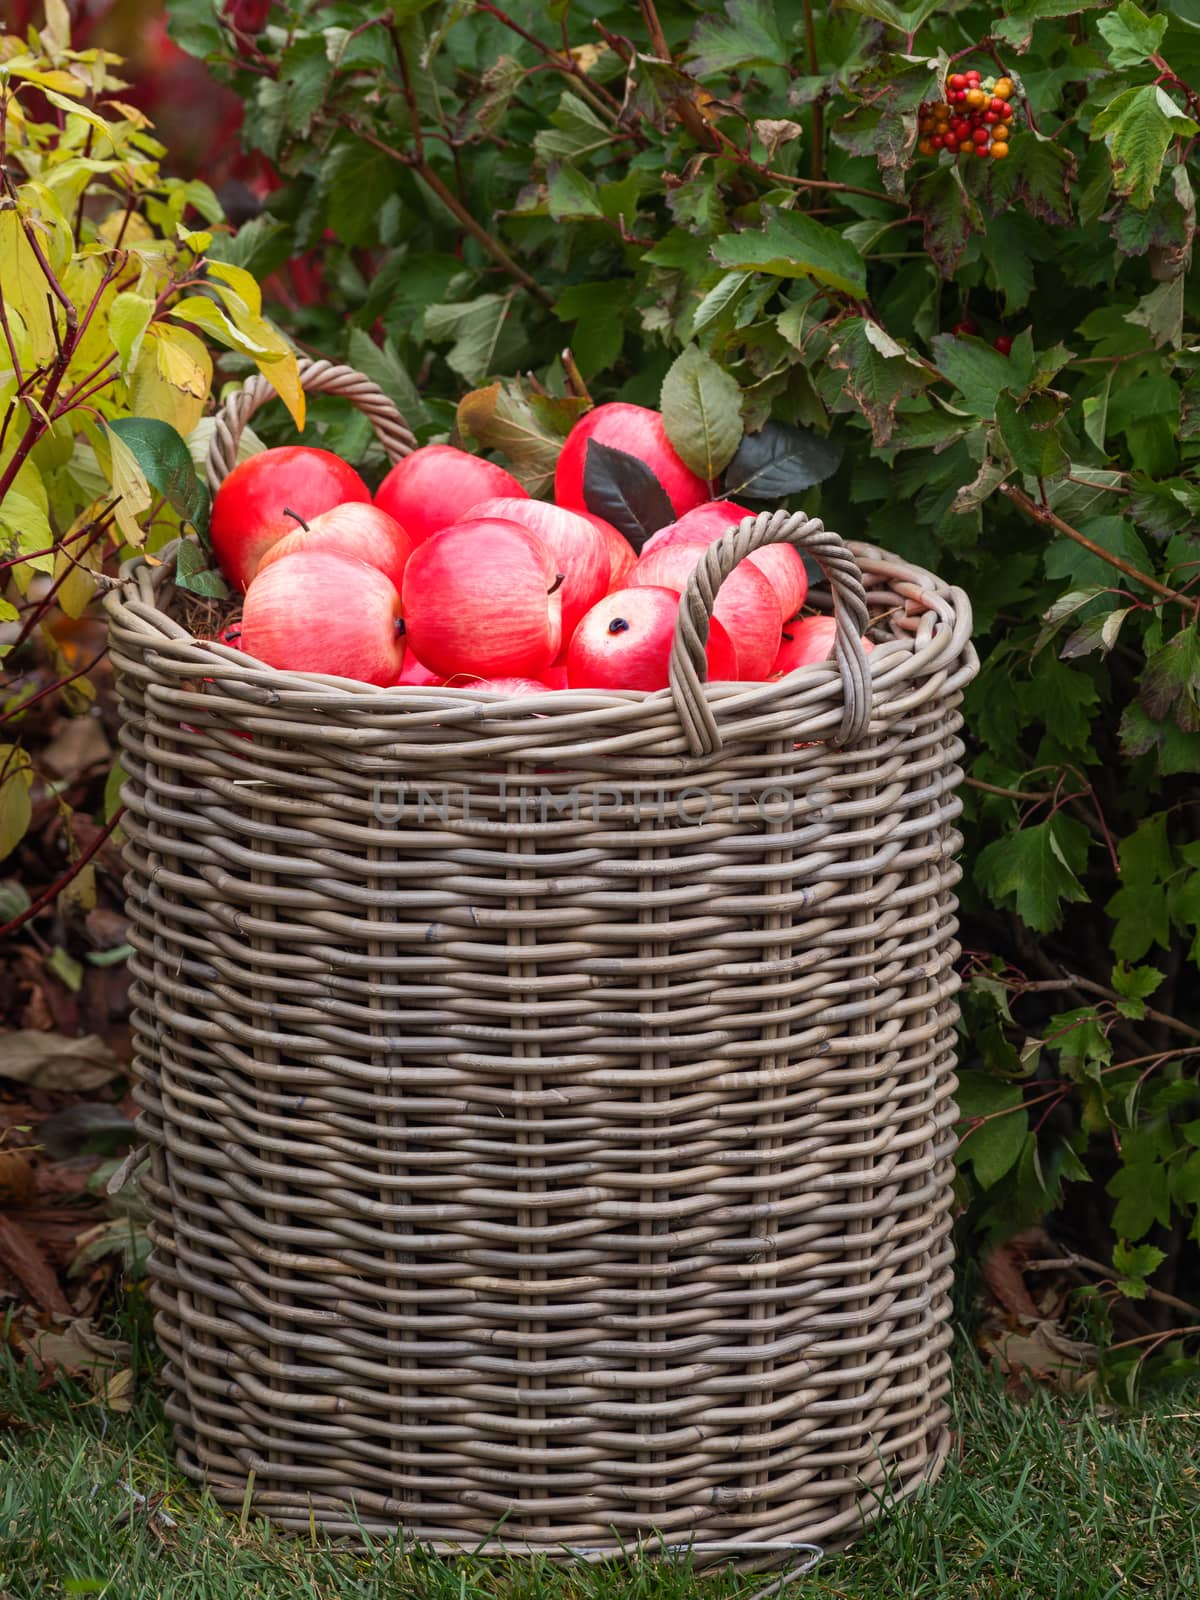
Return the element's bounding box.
[463,497,609,642]
[542,661,569,690]
[402,518,562,679]
[256,502,413,594]
[771,615,875,677]
[568,586,739,691]
[644,500,809,620]
[555,403,709,521]
[589,513,638,587]
[210,446,371,591]
[375,445,527,546]
[455,676,553,696]
[240,551,405,685]
[625,543,781,681]
[395,651,442,686]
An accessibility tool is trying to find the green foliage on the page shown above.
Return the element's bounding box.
[162,0,1200,1369]
[0,21,294,911]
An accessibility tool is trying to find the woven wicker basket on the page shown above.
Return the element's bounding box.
[105,359,977,1567]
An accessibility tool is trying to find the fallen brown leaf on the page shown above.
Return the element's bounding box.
[20,1316,130,1378]
[0,1148,36,1208]
[0,1215,71,1314]
[40,715,112,779]
[0,1030,125,1091]
[979,1319,1098,1395]
[982,1240,1043,1323]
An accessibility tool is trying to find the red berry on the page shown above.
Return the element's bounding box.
[944,136,959,152]
[952,318,979,336]
[966,69,982,83]
[984,110,1000,123]
[955,120,972,139]
[995,335,1013,355]
[973,126,990,144]
[931,134,945,148]
[953,89,967,103]
[949,73,967,89]
[991,97,1006,113]
[1000,103,1013,120]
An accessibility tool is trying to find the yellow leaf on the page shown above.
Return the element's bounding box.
[97,208,153,246]
[54,534,101,619]
[98,425,151,546]
[21,181,76,274]
[42,88,120,152]
[108,290,154,379]
[178,227,213,253]
[0,747,33,861]
[0,208,57,366]
[169,296,304,429]
[0,595,18,659]
[41,0,71,52]
[129,325,211,437]
[169,295,272,355]
[207,260,262,319]
[60,860,97,916]
[102,99,152,129]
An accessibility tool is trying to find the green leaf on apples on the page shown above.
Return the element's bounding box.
[174,537,229,599]
[457,381,586,497]
[660,346,744,481]
[723,419,843,500]
[582,440,675,552]
[106,417,210,539]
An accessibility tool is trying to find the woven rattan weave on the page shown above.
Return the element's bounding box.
[105,361,977,1563]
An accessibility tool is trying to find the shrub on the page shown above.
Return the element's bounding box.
[158,0,1200,1379]
[0,15,298,945]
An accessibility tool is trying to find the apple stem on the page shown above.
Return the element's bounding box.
[548,572,566,595]
[283,507,310,530]
[781,630,794,642]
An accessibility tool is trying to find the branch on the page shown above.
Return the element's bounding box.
[999,483,1192,609]
[800,0,824,186]
[473,0,625,122]
[333,115,553,307]
[1025,1252,1200,1322]
[0,806,124,940]
[1016,976,1200,1044]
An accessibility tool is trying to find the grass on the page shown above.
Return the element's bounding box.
[1,1334,1198,1600]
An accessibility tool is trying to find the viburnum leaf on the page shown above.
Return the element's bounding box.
[995,391,1069,479]
[1139,627,1200,731]
[911,163,983,279]
[582,440,675,551]
[1108,1162,1171,1240]
[930,334,1018,420]
[1097,0,1168,69]
[688,0,789,76]
[1112,1240,1167,1298]
[1126,277,1185,350]
[975,815,1091,933]
[1106,813,1173,960]
[660,346,743,480]
[1092,85,1198,210]
[954,1071,1026,1189]
[823,317,934,446]
[712,206,867,297]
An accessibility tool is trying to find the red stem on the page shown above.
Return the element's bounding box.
[0,806,124,940]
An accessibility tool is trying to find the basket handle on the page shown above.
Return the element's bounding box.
[204,356,418,491]
[668,509,873,757]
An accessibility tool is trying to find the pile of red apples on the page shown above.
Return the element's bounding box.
[212,403,869,695]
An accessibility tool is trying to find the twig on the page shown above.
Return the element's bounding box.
[1016,976,1200,1044]
[1025,1253,1200,1321]
[472,0,626,123]
[0,807,124,939]
[801,0,823,187]
[333,115,553,307]
[999,483,1193,610]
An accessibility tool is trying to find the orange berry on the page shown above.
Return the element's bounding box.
[994,78,1014,100]
[990,141,1009,159]
[918,137,935,155]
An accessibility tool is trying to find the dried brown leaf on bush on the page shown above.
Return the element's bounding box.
[0,1031,125,1091]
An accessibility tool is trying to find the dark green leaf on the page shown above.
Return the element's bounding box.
[554,282,630,378]
[1108,1162,1171,1240]
[167,0,224,56]
[323,141,398,247]
[995,390,1069,478]
[689,0,790,76]
[583,440,675,551]
[106,418,210,537]
[955,1072,1027,1189]
[174,538,230,599]
[1098,1,1169,68]
[712,206,867,298]
[1112,1240,1167,1299]
[911,164,983,280]
[929,335,1018,420]
[975,816,1091,933]
[1140,627,1200,730]
[723,418,842,500]
[1093,85,1198,211]
[660,346,743,480]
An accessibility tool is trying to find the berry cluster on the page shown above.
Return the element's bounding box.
[918,69,1015,160]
